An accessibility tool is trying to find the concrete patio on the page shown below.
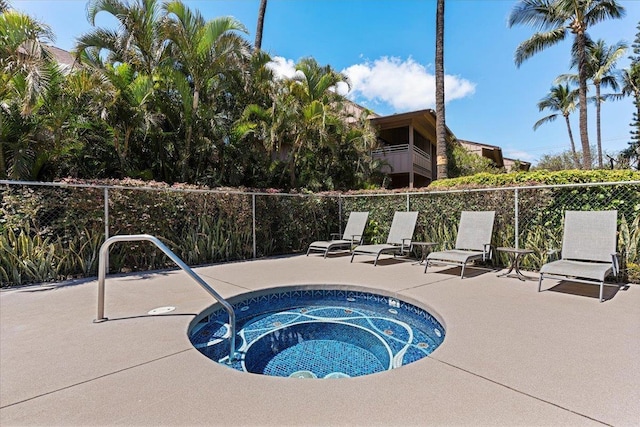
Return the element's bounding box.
[1,254,639,426]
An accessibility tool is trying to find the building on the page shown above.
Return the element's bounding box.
[44,45,78,73]
[362,107,530,188]
[458,139,531,173]
[369,109,454,189]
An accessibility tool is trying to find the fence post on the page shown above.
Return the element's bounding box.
[406,192,410,211]
[252,194,256,259]
[338,195,343,235]
[104,187,109,272]
[514,188,519,249]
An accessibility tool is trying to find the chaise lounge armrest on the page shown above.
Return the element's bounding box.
[483,244,493,262]
[612,252,621,277]
[330,233,363,243]
[400,238,413,255]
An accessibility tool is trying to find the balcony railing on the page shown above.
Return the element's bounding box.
[372,144,432,177]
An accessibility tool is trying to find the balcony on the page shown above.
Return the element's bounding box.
[372,144,432,178]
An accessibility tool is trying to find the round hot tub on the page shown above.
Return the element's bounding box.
[189,286,445,379]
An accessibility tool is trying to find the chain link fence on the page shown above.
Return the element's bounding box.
[343,182,639,275]
[2,180,638,286]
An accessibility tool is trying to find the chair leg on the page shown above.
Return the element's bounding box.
[323,249,328,259]
[599,281,604,303]
[374,253,380,266]
[424,261,429,274]
[350,252,356,263]
[538,274,543,292]
[460,263,466,279]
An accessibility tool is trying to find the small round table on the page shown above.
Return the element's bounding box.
[496,247,534,281]
[411,242,438,265]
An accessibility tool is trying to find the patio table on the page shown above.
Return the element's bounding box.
[496,247,535,281]
[411,242,438,265]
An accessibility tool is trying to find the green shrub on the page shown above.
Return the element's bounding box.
[428,169,640,189]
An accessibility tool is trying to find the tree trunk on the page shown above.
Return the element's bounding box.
[182,87,200,181]
[595,82,603,168]
[435,0,447,179]
[255,0,268,50]
[576,31,592,169]
[564,114,580,168]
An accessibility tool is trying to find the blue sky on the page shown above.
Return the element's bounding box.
[13,0,640,165]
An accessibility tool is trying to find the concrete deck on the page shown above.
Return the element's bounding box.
[1,254,639,426]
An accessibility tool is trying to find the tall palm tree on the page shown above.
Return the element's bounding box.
[254,0,268,50]
[435,0,447,179]
[558,38,627,167]
[508,0,625,170]
[534,84,580,167]
[585,39,627,167]
[162,0,249,180]
[619,63,640,166]
[286,57,349,187]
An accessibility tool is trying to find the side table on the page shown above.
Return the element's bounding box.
[496,247,534,281]
[411,242,438,265]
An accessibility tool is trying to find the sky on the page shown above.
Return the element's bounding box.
[11,0,640,165]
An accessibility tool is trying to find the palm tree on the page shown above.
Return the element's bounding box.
[585,39,627,167]
[0,9,54,178]
[254,0,268,50]
[619,63,640,167]
[102,63,157,168]
[534,84,580,167]
[508,0,625,170]
[435,0,446,179]
[558,38,627,167]
[0,9,54,113]
[162,0,249,180]
[77,0,167,77]
[285,57,349,187]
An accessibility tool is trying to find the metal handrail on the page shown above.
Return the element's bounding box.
[94,234,236,362]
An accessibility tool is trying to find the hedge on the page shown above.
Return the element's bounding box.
[1,170,639,286]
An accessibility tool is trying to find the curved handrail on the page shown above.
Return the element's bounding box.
[94,234,236,362]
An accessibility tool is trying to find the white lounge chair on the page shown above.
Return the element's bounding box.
[538,210,620,302]
[350,211,419,266]
[306,211,369,258]
[424,211,495,278]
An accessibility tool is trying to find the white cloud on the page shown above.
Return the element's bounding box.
[342,56,475,112]
[267,55,476,114]
[267,56,300,79]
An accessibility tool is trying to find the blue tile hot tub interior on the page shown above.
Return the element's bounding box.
[189,287,445,378]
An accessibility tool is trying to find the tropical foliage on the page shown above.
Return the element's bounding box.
[509,0,626,170]
[0,0,382,190]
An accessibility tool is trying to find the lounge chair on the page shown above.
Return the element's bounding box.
[424,211,495,278]
[306,211,369,258]
[350,211,419,266]
[538,210,619,302]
